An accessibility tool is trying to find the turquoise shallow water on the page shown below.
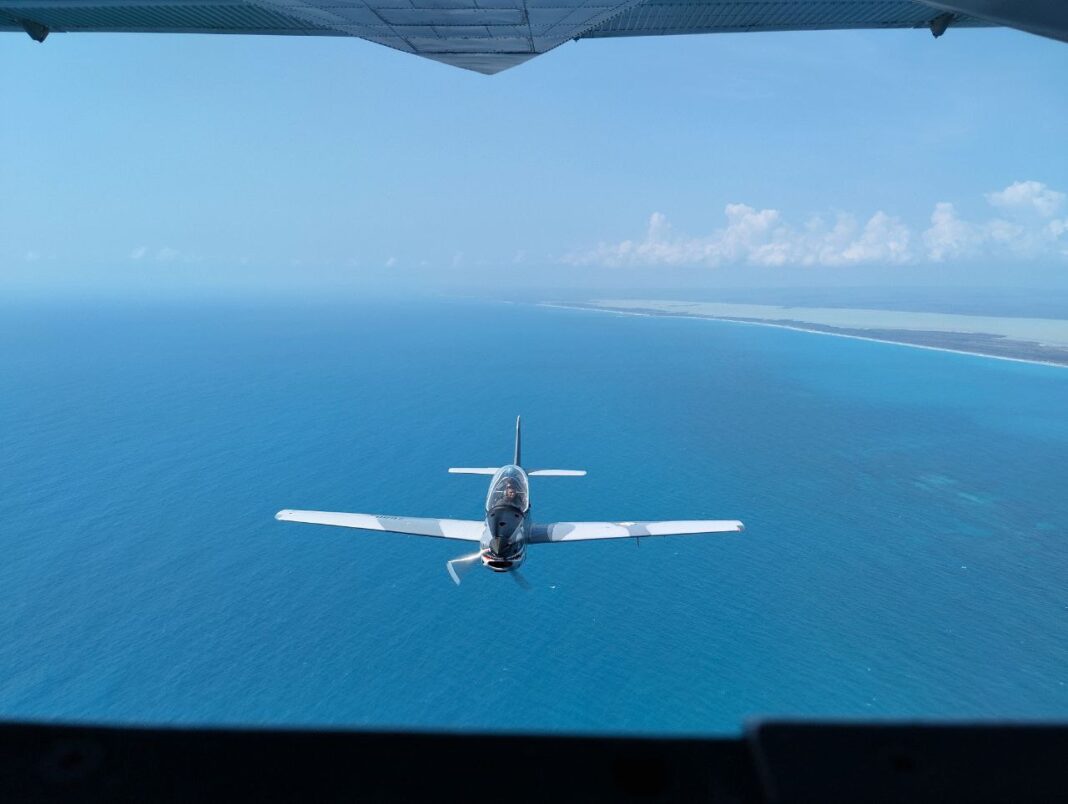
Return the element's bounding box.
[1,298,1067,734]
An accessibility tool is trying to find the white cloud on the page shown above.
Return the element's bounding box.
[923,202,977,262]
[840,211,912,264]
[985,180,1065,218]
[385,256,397,268]
[567,181,1068,268]
[565,205,912,268]
[130,245,211,263]
[922,183,1068,261]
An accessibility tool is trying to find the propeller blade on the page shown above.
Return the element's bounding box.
[446,550,483,585]
[510,568,531,590]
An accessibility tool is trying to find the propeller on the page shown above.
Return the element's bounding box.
[446,550,483,585]
[510,568,531,590]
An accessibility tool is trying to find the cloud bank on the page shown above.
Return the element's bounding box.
[564,181,1068,268]
[129,245,181,262]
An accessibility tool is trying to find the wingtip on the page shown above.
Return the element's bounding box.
[736,521,745,533]
[275,510,290,521]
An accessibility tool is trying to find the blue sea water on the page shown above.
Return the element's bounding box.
[1,298,1067,734]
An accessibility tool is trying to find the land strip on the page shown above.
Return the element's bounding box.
[545,300,1068,368]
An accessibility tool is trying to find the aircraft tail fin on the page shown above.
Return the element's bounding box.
[514,415,521,467]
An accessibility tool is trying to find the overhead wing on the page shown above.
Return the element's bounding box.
[530,519,743,543]
[276,509,485,541]
[0,0,649,73]
[8,1,1062,75]
[580,0,996,43]
[528,469,587,477]
[448,468,499,475]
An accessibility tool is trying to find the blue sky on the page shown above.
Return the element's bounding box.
[2,24,1068,297]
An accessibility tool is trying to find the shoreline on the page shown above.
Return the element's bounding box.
[539,303,1068,370]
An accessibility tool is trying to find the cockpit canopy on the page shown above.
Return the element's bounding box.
[486,466,529,513]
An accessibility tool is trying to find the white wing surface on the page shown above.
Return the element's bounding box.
[527,470,587,477]
[531,520,743,543]
[276,510,485,541]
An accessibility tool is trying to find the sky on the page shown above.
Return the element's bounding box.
[2,23,1068,299]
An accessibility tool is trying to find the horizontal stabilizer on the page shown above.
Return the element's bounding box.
[531,520,743,543]
[276,510,485,541]
[448,467,499,475]
[527,469,587,477]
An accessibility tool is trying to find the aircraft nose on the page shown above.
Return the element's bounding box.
[488,508,524,557]
[493,516,515,539]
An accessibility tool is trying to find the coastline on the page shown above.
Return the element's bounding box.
[540,302,1068,369]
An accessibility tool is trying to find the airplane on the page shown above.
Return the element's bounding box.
[276,417,744,585]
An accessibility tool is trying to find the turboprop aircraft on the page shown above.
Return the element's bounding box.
[276,417,743,585]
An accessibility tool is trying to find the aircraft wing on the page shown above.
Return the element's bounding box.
[530,519,743,543]
[276,509,485,541]
[4,1,1065,75]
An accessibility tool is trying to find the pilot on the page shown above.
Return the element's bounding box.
[503,481,520,506]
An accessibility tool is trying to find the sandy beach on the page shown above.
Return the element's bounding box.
[544,300,1068,368]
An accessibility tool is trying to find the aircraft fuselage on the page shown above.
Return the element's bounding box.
[481,464,529,572]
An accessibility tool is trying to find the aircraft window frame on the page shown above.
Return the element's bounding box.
[485,467,529,512]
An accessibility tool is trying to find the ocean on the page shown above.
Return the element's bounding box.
[1,298,1066,734]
